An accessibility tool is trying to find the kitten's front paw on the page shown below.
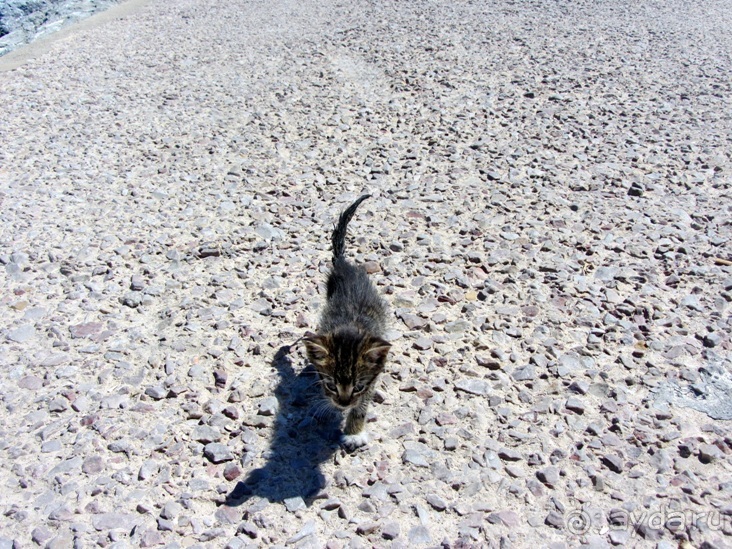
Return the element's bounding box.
[340,432,369,452]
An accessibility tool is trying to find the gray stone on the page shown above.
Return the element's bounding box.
[92,512,138,531]
[382,521,400,540]
[69,322,103,339]
[680,295,702,311]
[140,529,164,547]
[160,501,182,520]
[454,378,491,396]
[408,525,431,544]
[41,439,62,453]
[498,448,522,461]
[50,456,83,475]
[608,530,630,545]
[444,319,472,333]
[203,443,234,463]
[238,522,259,538]
[511,365,536,381]
[566,397,586,414]
[193,425,221,443]
[402,449,429,468]
[355,521,379,536]
[257,396,279,416]
[122,292,143,308]
[413,336,433,350]
[569,380,590,394]
[557,353,581,377]
[426,493,447,511]
[71,395,91,413]
[138,460,160,480]
[255,223,284,241]
[594,267,618,281]
[199,528,226,542]
[7,324,35,343]
[145,386,167,400]
[601,454,623,473]
[486,511,521,528]
[31,526,53,545]
[536,466,560,487]
[698,443,724,463]
[130,275,145,290]
[48,398,68,412]
[82,455,104,474]
[545,510,564,529]
[18,375,43,390]
[284,496,306,512]
[635,523,662,540]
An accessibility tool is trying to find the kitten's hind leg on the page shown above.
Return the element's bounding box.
[341,403,369,451]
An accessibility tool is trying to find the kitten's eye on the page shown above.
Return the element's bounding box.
[323,380,337,392]
[354,382,367,394]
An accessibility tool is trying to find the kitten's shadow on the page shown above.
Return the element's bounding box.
[223,344,340,507]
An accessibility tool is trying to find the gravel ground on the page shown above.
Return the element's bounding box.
[1,0,731,547]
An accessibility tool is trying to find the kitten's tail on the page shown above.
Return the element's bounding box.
[331,194,371,263]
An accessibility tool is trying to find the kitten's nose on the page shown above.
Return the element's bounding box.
[337,396,351,407]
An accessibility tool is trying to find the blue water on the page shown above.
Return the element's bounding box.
[0,0,119,55]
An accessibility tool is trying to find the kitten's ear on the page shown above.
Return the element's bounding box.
[364,338,391,368]
[303,334,329,364]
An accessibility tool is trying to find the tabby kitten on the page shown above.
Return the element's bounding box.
[304,195,391,451]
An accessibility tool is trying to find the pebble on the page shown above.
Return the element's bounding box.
[160,502,182,520]
[698,443,724,463]
[426,494,448,511]
[31,526,52,545]
[402,449,430,468]
[536,467,560,487]
[511,365,536,381]
[356,521,380,535]
[18,375,43,390]
[193,425,222,443]
[92,513,138,531]
[557,353,582,377]
[144,386,167,400]
[285,520,316,544]
[407,525,431,544]
[454,378,492,396]
[381,522,400,540]
[413,336,433,350]
[7,324,35,343]
[238,522,259,539]
[48,398,68,412]
[81,456,104,475]
[69,322,104,339]
[203,443,234,463]
[565,397,586,414]
[284,497,307,512]
[257,396,279,416]
[545,510,565,529]
[601,454,624,473]
[498,448,522,462]
[138,460,159,480]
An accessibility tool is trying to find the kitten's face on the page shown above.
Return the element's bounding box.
[304,331,390,410]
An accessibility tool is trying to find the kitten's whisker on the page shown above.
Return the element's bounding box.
[310,399,337,421]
